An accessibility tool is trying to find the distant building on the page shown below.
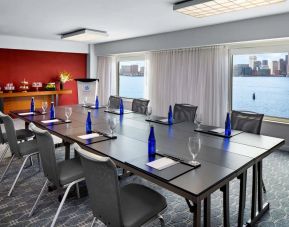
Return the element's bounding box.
[233,64,252,76]
[140,66,145,73]
[262,60,268,66]
[279,59,287,75]
[249,56,257,69]
[254,61,261,71]
[120,65,131,74]
[271,61,279,75]
[131,65,139,74]
[285,54,289,75]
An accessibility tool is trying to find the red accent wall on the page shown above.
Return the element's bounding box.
[0,48,87,105]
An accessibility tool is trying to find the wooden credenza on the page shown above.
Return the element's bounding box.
[0,90,72,114]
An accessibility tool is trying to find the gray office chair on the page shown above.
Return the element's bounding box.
[173,104,198,122]
[109,96,121,109]
[132,98,150,114]
[0,116,34,164]
[0,112,39,196]
[75,144,167,227]
[29,123,84,227]
[231,110,264,135]
[231,110,266,192]
[231,110,265,225]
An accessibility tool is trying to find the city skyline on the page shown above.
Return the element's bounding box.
[233,53,289,77]
[119,61,145,76]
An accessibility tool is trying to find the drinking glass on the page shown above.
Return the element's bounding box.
[108,118,117,136]
[42,101,48,114]
[194,113,202,130]
[106,99,110,111]
[187,134,201,166]
[146,106,152,120]
[65,107,72,122]
[83,97,88,106]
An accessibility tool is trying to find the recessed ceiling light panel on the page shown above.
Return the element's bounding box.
[61,29,108,43]
[174,0,286,18]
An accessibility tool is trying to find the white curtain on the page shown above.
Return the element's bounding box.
[97,56,116,105]
[148,46,229,127]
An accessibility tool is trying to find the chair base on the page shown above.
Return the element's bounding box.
[8,152,39,196]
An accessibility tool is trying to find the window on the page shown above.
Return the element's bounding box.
[118,57,145,99]
[232,51,289,119]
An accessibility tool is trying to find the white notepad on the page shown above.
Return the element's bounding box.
[18,112,35,116]
[41,119,60,124]
[78,133,100,140]
[146,157,178,170]
[209,128,225,134]
[159,118,168,123]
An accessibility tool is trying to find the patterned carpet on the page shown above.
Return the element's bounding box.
[0,146,289,227]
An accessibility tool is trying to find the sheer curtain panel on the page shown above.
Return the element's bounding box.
[97,56,116,105]
[148,46,229,127]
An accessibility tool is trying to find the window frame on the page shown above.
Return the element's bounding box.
[116,54,146,100]
[230,45,289,123]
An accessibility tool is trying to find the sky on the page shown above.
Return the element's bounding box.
[234,53,288,65]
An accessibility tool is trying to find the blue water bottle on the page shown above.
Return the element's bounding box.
[50,102,55,119]
[148,126,156,157]
[168,105,173,125]
[30,97,35,112]
[95,96,99,109]
[225,112,231,137]
[86,111,92,134]
[119,98,124,115]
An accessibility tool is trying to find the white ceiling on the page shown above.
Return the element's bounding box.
[0,0,289,44]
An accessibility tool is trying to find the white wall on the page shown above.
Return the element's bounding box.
[94,12,289,56]
[0,34,88,53]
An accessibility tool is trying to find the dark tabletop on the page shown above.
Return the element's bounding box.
[12,105,285,198]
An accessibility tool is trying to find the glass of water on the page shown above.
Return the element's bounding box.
[106,99,110,111]
[194,113,202,130]
[187,134,201,166]
[65,107,72,122]
[108,118,117,136]
[146,106,152,120]
[42,101,48,114]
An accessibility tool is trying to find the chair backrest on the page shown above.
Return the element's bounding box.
[231,110,264,134]
[132,98,150,114]
[173,104,198,122]
[30,123,60,186]
[75,144,123,226]
[109,96,121,109]
[0,112,20,156]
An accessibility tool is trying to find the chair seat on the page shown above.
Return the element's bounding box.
[16,129,35,140]
[120,184,167,227]
[57,159,84,186]
[2,129,34,143]
[18,140,39,156]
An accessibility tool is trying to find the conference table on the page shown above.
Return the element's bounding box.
[12,105,285,227]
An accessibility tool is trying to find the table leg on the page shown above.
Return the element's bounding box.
[258,161,263,212]
[64,142,70,160]
[193,200,201,227]
[238,171,247,227]
[204,195,211,227]
[221,183,230,227]
[246,162,270,226]
[251,164,257,220]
